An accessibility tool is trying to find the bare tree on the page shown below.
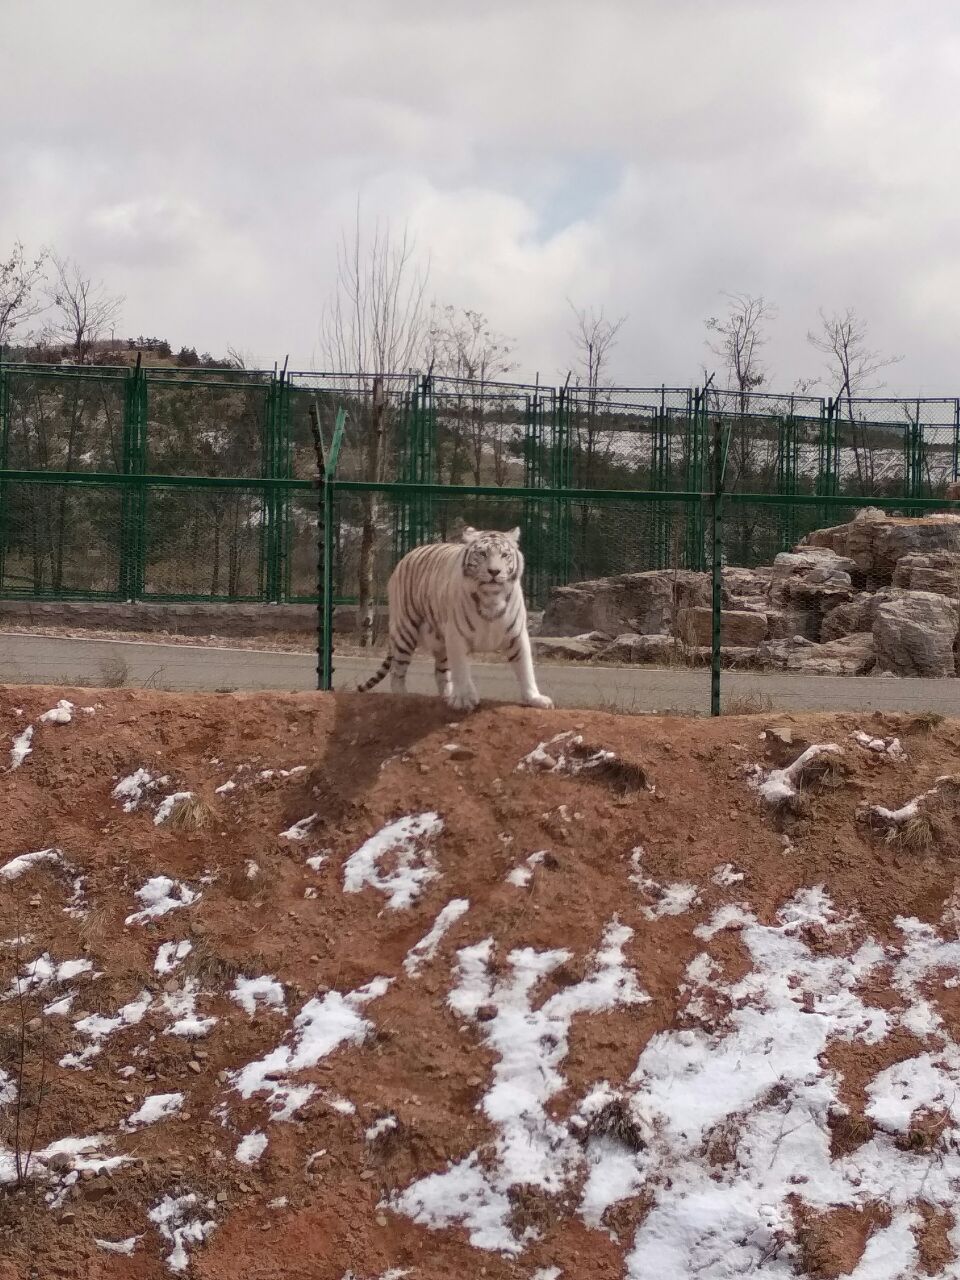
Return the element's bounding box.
[426,305,516,484]
[705,292,775,410]
[808,307,903,490]
[0,242,48,352]
[44,254,123,365]
[703,292,777,495]
[568,302,626,486]
[319,209,430,645]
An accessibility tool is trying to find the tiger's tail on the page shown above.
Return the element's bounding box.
[357,653,393,692]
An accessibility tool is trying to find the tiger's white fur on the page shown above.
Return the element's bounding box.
[357,526,553,712]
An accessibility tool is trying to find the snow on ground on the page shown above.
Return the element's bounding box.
[95,1236,142,1255]
[155,940,193,975]
[61,991,153,1069]
[126,876,199,925]
[505,850,547,888]
[629,847,700,919]
[230,975,287,1016]
[403,899,470,976]
[280,813,318,841]
[746,742,843,804]
[154,791,195,825]
[852,729,906,760]
[122,1093,184,1131]
[235,1131,269,1165]
[9,724,33,769]
[112,768,166,812]
[148,1193,217,1274]
[343,813,444,910]
[39,699,74,725]
[0,847,63,880]
[232,977,392,1120]
[160,978,218,1038]
[517,731,618,777]
[393,921,648,1253]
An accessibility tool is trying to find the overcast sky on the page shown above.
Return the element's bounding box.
[3,1,959,394]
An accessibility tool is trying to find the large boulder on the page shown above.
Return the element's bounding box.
[872,591,960,677]
[722,566,772,599]
[804,510,960,583]
[675,607,768,647]
[596,633,683,663]
[892,551,960,596]
[768,549,857,601]
[541,570,709,637]
[756,631,876,676]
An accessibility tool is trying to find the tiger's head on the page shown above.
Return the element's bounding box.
[460,526,523,592]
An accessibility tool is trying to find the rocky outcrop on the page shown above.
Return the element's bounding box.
[538,511,960,678]
[541,569,710,637]
[804,510,960,583]
[676,607,768,648]
[872,591,960,677]
[892,551,960,596]
[754,632,876,676]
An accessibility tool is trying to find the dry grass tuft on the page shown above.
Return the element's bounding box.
[722,691,775,716]
[583,1098,648,1153]
[165,795,218,832]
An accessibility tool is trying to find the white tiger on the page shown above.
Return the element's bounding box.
[357,526,553,712]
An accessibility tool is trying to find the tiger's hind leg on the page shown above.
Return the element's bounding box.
[428,631,451,698]
[388,617,421,694]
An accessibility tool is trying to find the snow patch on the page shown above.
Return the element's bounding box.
[230,975,286,1017]
[394,921,647,1254]
[126,876,198,925]
[154,791,195,825]
[122,1092,184,1131]
[280,813,318,841]
[516,730,618,777]
[235,1131,269,1166]
[505,850,547,888]
[343,813,444,910]
[161,978,217,1038]
[39,699,74,725]
[403,899,470,977]
[0,847,63,880]
[112,768,164,812]
[95,1236,142,1256]
[155,940,193,975]
[745,742,842,804]
[852,729,906,760]
[61,991,152,1069]
[232,977,391,1120]
[148,1193,216,1274]
[629,848,700,920]
[9,725,33,769]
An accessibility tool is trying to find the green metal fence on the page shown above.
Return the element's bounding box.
[1,361,958,607]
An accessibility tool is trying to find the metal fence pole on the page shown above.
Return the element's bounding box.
[710,409,731,718]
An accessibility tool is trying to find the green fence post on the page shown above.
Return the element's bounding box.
[319,407,346,692]
[710,410,731,718]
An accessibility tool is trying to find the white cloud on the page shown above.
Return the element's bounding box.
[2,0,959,391]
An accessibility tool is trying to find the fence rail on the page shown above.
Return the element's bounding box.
[1,361,958,608]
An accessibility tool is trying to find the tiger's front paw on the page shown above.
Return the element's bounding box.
[524,693,554,710]
[447,685,480,713]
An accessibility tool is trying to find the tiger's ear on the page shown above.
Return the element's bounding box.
[461,526,480,544]
[505,526,521,543]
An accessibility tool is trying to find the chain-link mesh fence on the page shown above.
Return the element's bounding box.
[1,364,959,716]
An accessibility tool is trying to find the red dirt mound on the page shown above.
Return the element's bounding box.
[2,687,960,1279]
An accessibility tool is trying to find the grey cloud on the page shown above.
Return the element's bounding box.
[1,0,957,391]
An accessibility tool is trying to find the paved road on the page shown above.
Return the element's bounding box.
[1,630,959,715]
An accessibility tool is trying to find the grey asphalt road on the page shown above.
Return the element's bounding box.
[1,630,959,715]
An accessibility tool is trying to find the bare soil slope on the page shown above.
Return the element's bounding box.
[2,687,960,1279]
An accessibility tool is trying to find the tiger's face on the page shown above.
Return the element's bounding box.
[461,527,523,592]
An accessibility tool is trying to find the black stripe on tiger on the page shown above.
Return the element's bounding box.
[357,653,393,692]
